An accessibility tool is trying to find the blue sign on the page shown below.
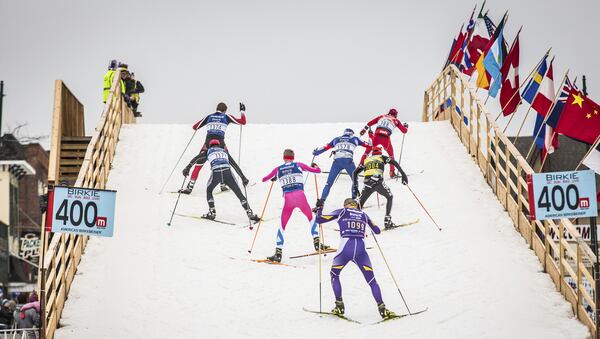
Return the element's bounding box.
[528,170,598,221]
[47,186,116,237]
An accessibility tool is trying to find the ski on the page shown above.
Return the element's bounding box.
[383,218,420,231]
[173,212,236,225]
[289,248,337,259]
[371,308,428,325]
[250,259,302,268]
[302,308,361,324]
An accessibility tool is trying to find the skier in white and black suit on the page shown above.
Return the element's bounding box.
[202,139,260,223]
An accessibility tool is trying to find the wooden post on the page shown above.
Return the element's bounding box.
[422,90,429,122]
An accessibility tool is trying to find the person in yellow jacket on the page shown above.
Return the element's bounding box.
[103,60,126,103]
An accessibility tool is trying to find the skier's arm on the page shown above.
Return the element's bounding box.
[352,164,364,188]
[354,137,369,148]
[226,112,247,125]
[298,162,320,174]
[262,168,278,182]
[366,214,381,234]
[228,152,249,184]
[192,116,208,130]
[360,115,382,135]
[315,208,343,224]
[313,139,335,156]
[393,117,408,134]
[385,157,408,184]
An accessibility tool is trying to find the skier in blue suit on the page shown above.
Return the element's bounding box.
[312,128,369,209]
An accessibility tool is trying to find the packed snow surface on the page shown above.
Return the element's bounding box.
[56,122,588,339]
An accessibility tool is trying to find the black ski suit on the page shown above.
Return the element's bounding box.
[352,155,407,215]
[206,146,250,211]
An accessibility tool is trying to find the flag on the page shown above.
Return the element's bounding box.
[521,55,549,104]
[445,26,466,68]
[473,14,506,90]
[459,18,476,71]
[499,33,520,116]
[583,145,600,175]
[463,12,495,76]
[531,61,555,117]
[555,88,600,144]
[546,77,574,128]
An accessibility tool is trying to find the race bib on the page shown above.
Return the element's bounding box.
[376,118,394,132]
[334,141,356,159]
[207,122,228,133]
[279,173,303,188]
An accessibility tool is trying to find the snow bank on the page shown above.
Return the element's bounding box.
[55,122,588,339]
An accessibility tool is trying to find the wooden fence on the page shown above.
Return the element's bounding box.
[39,70,135,339]
[423,65,598,337]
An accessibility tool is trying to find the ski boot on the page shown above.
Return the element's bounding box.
[220,183,229,192]
[267,248,282,263]
[312,198,325,212]
[246,209,261,223]
[384,215,396,230]
[332,299,345,315]
[313,237,330,251]
[201,208,216,220]
[179,180,195,195]
[378,302,396,319]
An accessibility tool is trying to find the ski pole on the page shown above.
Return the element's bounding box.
[395,132,407,183]
[248,180,274,253]
[314,173,325,245]
[238,124,243,165]
[406,185,443,231]
[304,155,316,185]
[159,130,198,194]
[167,177,187,226]
[376,193,381,209]
[370,228,413,315]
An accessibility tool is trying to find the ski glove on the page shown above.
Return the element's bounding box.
[312,147,325,156]
[240,102,246,111]
[403,122,409,129]
[242,177,250,186]
[359,125,369,136]
[371,225,381,234]
[182,164,192,177]
[401,173,408,185]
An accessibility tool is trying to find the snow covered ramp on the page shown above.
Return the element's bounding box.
[55,122,588,339]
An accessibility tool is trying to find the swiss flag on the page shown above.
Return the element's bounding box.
[499,33,520,116]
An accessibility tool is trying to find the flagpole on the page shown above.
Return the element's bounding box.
[575,135,600,170]
[473,12,509,95]
[500,48,553,133]
[525,70,569,162]
[447,4,478,69]
[512,55,556,144]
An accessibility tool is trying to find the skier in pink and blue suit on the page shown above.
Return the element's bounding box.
[262,149,330,263]
[315,198,395,319]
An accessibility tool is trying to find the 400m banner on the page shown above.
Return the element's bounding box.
[527,170,597,221]
[45,186,116,237]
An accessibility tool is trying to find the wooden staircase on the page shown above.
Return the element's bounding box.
[58,136,91,184]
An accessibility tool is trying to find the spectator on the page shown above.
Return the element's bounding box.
[14,293,40,339]
[0,299,15,329]
[103,59,117,103]
[125,73,145,117]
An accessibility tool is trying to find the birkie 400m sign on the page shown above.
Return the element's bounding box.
[527,170,597,221]
[45,186,116,237]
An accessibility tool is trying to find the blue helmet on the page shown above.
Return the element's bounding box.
[343,128,354,136]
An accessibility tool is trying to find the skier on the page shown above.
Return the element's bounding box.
[202,139,260,223]
[358,108,408,178]
[180,102,248,194]
[315,198,395,319]
[311,128,369,208]
[352,146,408,229]
[261,149,329,263]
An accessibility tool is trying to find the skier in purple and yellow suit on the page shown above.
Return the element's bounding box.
[315,198,395,319]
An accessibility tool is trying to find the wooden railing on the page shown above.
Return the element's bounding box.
[39,69,135,339]
[423,65,598,337]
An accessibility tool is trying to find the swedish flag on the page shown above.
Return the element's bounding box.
[521,56,549,104]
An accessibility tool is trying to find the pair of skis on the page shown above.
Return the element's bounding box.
[173,212,273,226]
[302,307,427,324]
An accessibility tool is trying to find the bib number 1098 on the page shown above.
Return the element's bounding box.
[55,199,98,227]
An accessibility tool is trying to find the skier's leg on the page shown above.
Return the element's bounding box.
[359,145,372,165]
[343,161,358,198]
[321,161,342,202]
[382,137,396,177]
[358,183,376,209]
[353,239,384,304]
[276,193,295,249]
[224,171,249,210]
[375,182,393,216]
[296,191,319,238]
[203,174,220,219]
[330,238,352,302]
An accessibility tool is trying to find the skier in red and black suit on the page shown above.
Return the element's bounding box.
[180,102,248,194]
[358,108,408,178]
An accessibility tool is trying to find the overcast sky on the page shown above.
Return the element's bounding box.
[1,0,599,148]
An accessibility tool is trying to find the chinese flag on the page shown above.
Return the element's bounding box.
[556,88,600,144]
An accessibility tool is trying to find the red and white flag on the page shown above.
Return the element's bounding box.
[532,62,555,117]
[499,33,520,116]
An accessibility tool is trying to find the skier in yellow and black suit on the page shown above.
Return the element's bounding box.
[352,146,408,229]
